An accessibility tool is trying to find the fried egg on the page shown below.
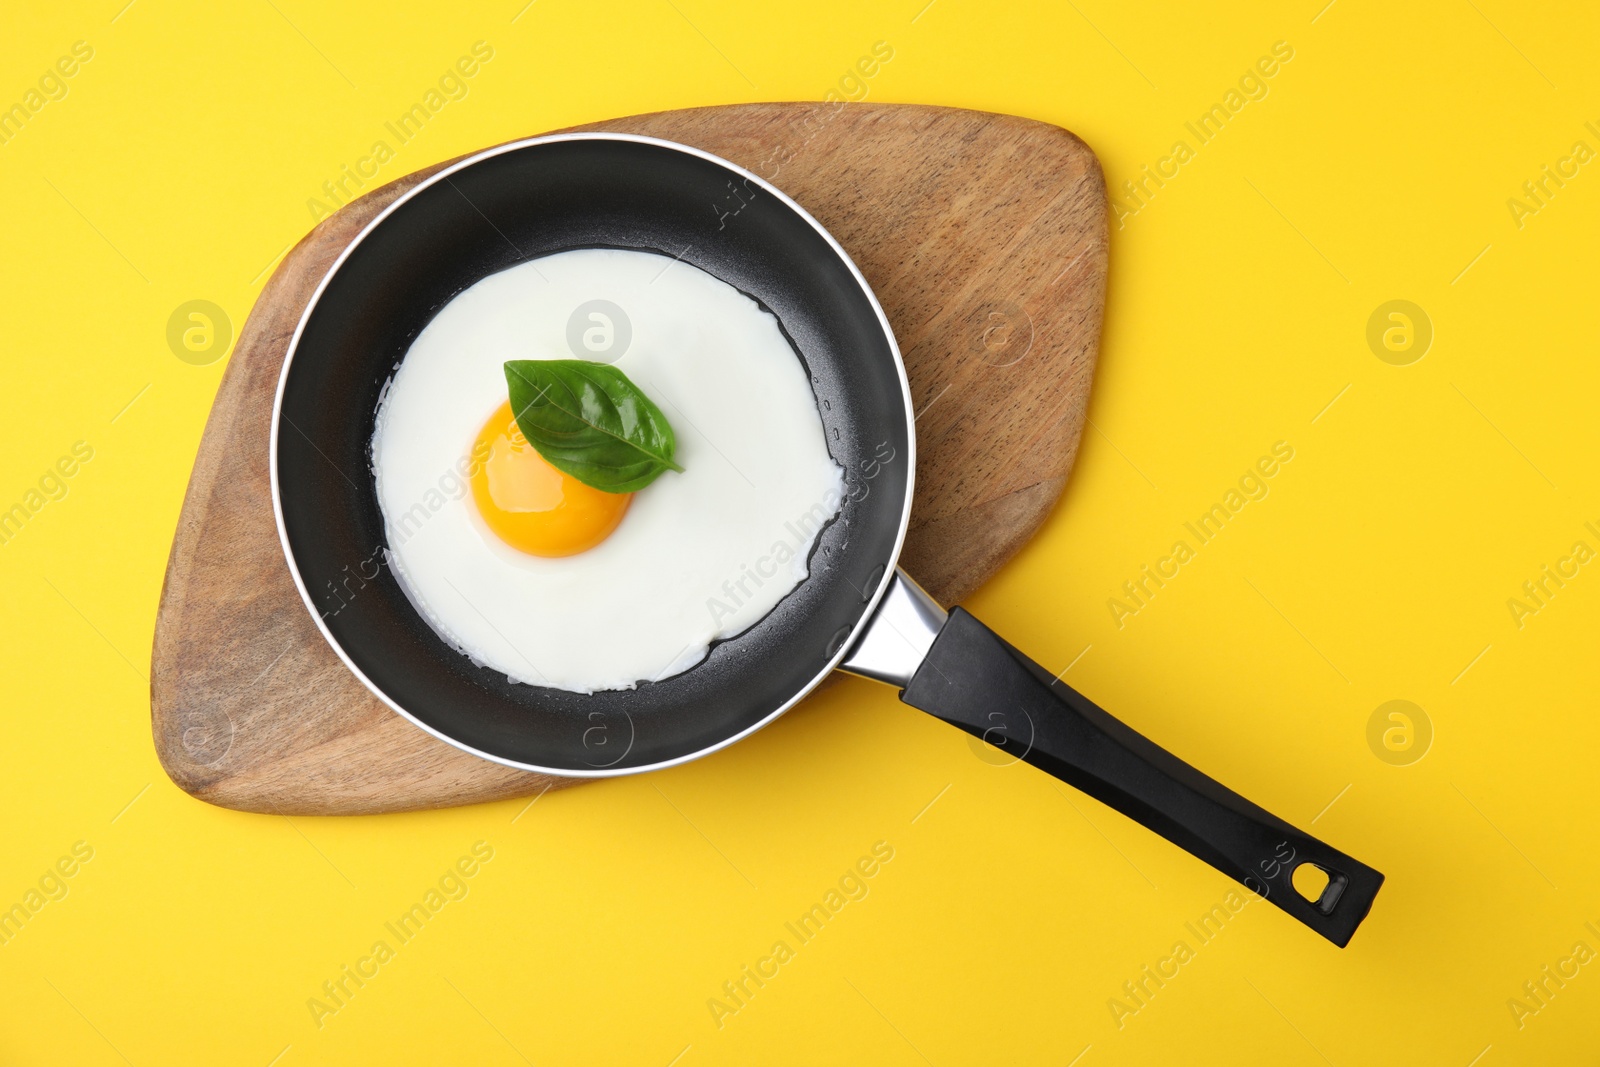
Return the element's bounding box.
[371,248,844,693]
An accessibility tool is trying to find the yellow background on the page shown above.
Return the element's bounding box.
[3,0,1597,1062]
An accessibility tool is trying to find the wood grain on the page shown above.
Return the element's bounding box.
[150,103,1108,815]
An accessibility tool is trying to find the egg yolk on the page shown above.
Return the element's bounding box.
[469,400,631,557]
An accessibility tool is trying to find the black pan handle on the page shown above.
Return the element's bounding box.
[844,574,1383,946]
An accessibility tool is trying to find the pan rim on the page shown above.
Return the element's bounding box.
[268,131,916,778]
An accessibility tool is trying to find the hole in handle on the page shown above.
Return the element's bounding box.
[1291,862,1349,914]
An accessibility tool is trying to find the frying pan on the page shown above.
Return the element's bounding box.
[272,133,1384,946]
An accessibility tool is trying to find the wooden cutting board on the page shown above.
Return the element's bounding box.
[150,103,1108,815]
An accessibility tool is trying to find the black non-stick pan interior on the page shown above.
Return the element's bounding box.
[274,136,912,773]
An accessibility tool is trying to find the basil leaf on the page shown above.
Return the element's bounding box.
[503,359,684,494]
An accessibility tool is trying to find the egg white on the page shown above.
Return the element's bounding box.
[371,248,845,693]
